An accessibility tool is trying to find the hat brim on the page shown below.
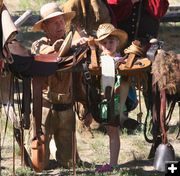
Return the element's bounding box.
[95,29,128,50]
[32,11,76,32]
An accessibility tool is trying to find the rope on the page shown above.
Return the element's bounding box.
[124,41,144,57]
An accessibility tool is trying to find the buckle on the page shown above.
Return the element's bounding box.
[84,71,91,80]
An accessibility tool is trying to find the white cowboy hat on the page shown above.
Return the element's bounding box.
[95,23,128,49]
[32,2,76,32]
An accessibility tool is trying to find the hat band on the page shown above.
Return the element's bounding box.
[98,32,110,39]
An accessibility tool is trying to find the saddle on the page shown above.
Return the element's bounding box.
[57,31,89,71]
[0,3,17,63]
[118,40,151,76]
[58,44,89,71]
[88,40,151,76]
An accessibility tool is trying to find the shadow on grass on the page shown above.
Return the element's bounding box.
[43,159,167,176]
[13,157,180,175]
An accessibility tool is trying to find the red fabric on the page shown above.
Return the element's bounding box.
[146,0,169,19]
[108,0,133,21]
[107,0,120,4]
[107,0,169,22]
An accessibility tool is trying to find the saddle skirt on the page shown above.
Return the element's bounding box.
[0,4,17,61]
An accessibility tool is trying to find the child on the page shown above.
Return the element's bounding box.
[89,23,129,168]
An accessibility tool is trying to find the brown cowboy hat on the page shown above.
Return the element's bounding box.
[95,23,128,49]
[32,2,76,32]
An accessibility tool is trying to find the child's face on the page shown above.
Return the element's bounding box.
[99,35,119,56]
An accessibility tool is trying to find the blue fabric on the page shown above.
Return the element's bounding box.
[126,86,138,112]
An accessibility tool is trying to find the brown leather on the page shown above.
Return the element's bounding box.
[0,0,3,9]
[88,37,99,69]
[34,52,59,62]
[31,77,46,172]
[125,53,136,68]
[88,66,101,75]
[58,46,89,71]
[160,89,167,144]
[89,49,99,69]
[123,40,146,72]
[88,58,151,76]
[32,77,44,137]
[118,58,151,76]
[31,134,46,172]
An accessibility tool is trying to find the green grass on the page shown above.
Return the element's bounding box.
[19,0,67,11]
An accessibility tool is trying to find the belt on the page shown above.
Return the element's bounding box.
[52,103,72,111]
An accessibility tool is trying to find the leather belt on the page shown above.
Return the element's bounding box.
[52,103,72,111]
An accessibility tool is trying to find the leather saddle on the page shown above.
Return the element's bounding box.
[58,44,89,71]
[118,40,151,76]
[88,40,151,76]
[118,57,151,76]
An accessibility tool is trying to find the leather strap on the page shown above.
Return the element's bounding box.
[160,89,167,144]
[31,76,46,172]
[52,103,72,111]
[88,37,99,70]
[32,76,45,138]
[125,53,136,68]
[90,49,98,69]
[34,52,59,62]
[22,77,31,129]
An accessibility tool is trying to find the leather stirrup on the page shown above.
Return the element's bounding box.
[31,134,45,172]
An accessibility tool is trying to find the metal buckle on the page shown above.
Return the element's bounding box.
[84,71,91,80]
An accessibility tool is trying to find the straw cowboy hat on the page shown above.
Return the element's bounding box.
[95,23,128,49]
[33,2,76,32]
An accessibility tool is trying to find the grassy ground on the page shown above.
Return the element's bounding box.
[1,103,180,175]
